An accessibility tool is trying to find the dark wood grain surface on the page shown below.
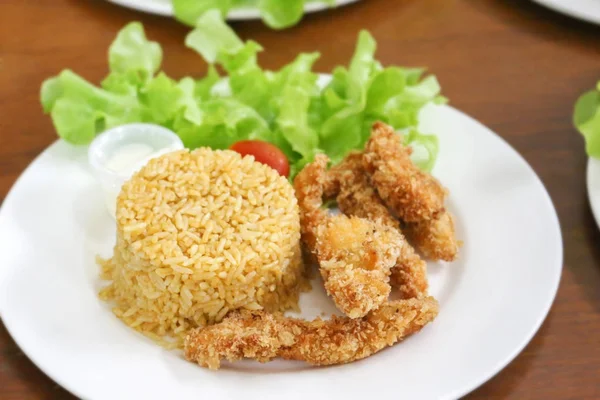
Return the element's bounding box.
[1,0,599,398]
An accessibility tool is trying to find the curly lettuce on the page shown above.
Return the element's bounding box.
[172,0,337,30]
[40,14,446,177]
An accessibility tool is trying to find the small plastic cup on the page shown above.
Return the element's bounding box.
[88,123,184,218]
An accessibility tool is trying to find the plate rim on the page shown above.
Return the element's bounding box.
[104,0,360,20]
[0,105,563,400]
[587,157,600,229]
[531,0,600,26]
[441,109,563,400]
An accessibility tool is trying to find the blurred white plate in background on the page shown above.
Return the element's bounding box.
[531,0,600,25]
[105,0,360,20]
[587,158,600,229]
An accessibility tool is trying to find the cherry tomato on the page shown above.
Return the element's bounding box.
[230,140,290,177]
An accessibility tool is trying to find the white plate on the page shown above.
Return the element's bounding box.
[0,105,562,400]
[587,158,600,229]
[105,0,359,20]
[531,0,600,25]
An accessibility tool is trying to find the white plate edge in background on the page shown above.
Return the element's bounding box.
[104,0,360,20]
[531,0,600,25]
[587,157,600,229]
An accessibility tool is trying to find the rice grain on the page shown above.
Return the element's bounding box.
[99,148,306,347]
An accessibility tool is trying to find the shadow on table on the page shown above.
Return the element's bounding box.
[463,308,556,399]
[0,321,75,399]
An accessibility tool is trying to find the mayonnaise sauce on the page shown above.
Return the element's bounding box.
[105,143,156,174]
[88,123,184,219]
[103,145,178,218]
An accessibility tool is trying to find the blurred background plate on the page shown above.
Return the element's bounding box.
[587,158,600,230]
[531,0,600,25]
[104,0,360,20]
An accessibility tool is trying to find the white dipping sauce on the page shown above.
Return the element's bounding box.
[105,143,156,174]
[103,144,172,218]
[88,123,184,219]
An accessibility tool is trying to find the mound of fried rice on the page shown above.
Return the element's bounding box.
[99,148,306,347]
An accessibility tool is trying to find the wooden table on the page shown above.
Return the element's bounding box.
[1,0,599,398]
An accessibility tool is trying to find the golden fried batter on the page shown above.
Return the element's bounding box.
[362,123,459,261]
[184,297,439,370]
[329,151,400,228]
[405,211,460,262]
[294,155,399,318]
[329,152,428,298]
[293,154,330,251]
[316,216,401,318]
[181,121,463,372]
[363,122,445,223]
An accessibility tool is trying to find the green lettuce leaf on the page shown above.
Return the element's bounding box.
[108,22,162,81]
[405,129,439,172]
[276,85,318,157]
[318,30,444,163]
[40,70,142,144]
[574,82,600,158]
[318,32,376,160]
[172,0,235,26]
[260,0,305,29]
[139,73,184,126]
[172,0,337,30]
[101,70,145,96]
[271,53,321,156]
[40,22,161,145]
[41,17,446,178]
[173,98,271,149]
[186,13,323,166]
[184,9,245,63]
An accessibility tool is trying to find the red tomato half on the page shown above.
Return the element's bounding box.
[230,140,290,178]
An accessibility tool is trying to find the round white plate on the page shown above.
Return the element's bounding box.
[105,0,359,20]
[587,158,600,229]
[531,0,600,25]
[0,105,562,400]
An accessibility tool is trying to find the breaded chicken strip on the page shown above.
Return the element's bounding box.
[404,211,460,262]
[329,151,400,228]
[329,152,428,298]
[363,123,459,261]
[293,154,330,251]
[363,122,445,222]
[184,297,439,369]
[294,155,400,318]
[316,216,401,318]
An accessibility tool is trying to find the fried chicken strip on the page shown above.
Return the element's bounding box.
[329,152,428,298]
[363,122,445,223]
[404,211,460,262]
[184,297,439,369]
[294,155,399,318]
[316,216,401,318]
[329,151,400,228]
[293,154,330,251]
[363,123,459,261]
